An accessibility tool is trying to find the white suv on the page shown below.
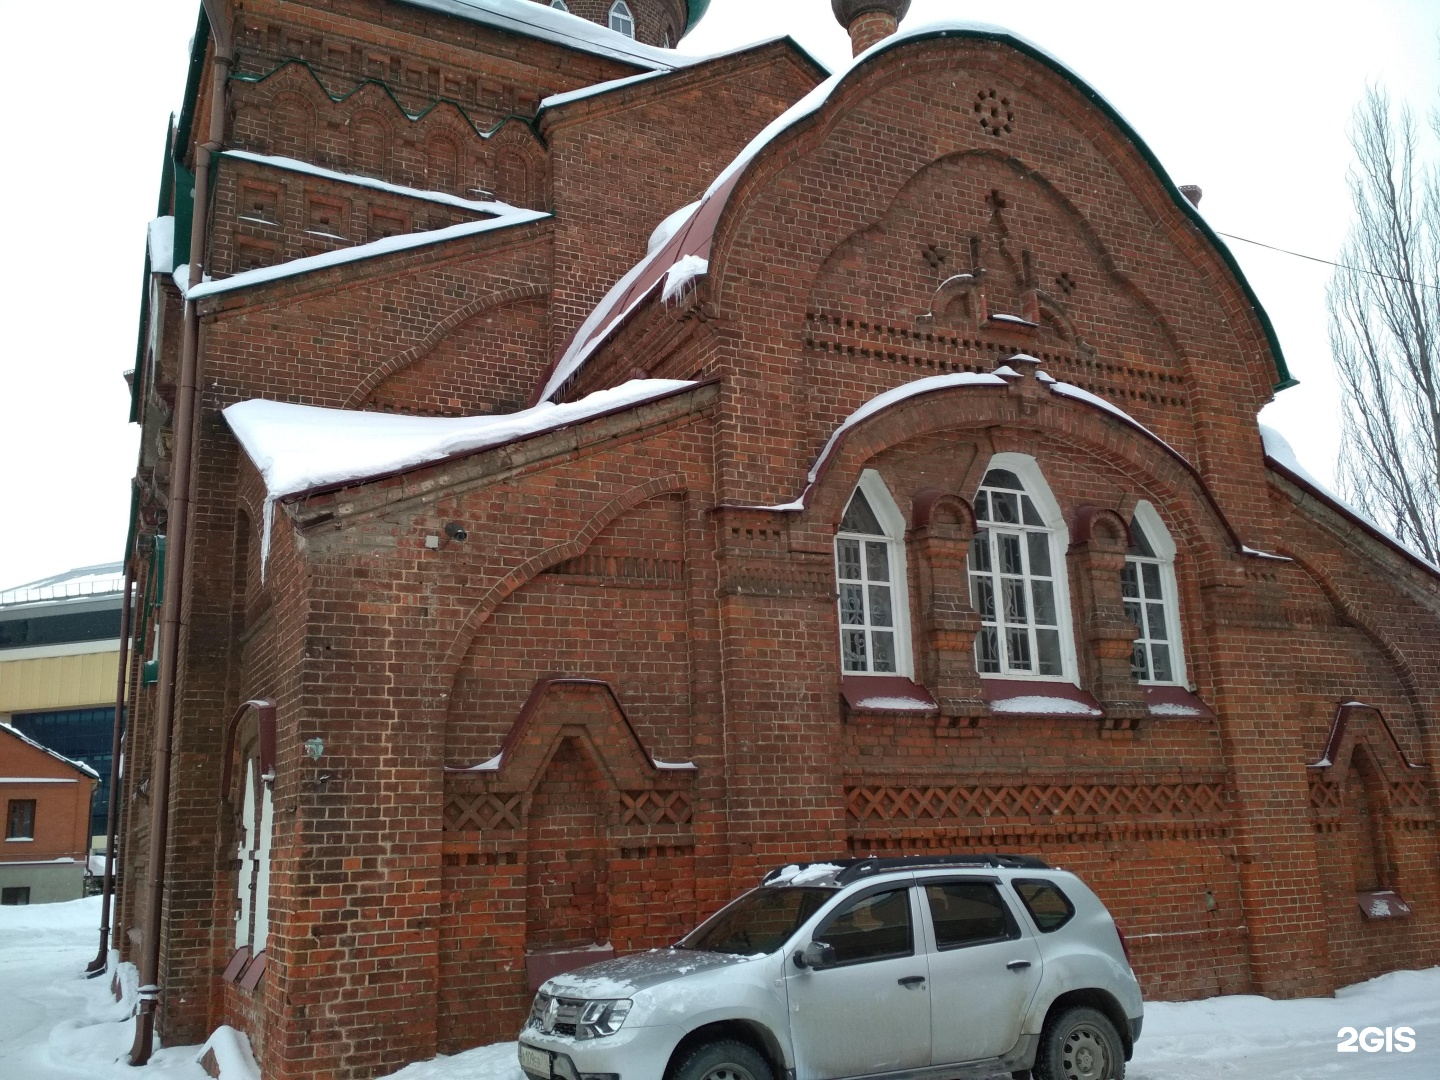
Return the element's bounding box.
[518,854,1142,1080]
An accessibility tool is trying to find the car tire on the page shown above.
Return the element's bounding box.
[1032,1006,1125,1080]
[671,1039,775,1080]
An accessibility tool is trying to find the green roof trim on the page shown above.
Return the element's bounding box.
[830,26,1297,393]
[174,5,211,166]
[685,0,711,33]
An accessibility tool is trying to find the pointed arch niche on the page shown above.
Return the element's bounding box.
[436,678,697,1046]
[1307,700,1429,976]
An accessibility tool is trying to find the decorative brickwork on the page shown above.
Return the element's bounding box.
[117,7,1440,1079]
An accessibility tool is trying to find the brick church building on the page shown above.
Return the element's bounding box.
[114,0,1440,1076]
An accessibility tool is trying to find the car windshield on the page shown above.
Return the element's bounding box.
[679,887,833,955]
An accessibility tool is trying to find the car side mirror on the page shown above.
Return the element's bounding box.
[795,940,837,970]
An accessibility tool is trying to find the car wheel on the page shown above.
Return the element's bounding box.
[1033,1007,1125,1080]
[671,1039,774,1080]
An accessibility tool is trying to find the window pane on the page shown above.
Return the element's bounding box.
[868,584,893,627]
[1031,580,1056,626]
[1142,562,1163,600]
[1124,600,1143,633]
[1036,629,1062,676]
[842,630,867,671]
[969,530,992,572]
[1146,603,1167,640]
[6,800,36,840]
[991,491,1020,524]
[1002,578,1028,622]
[842,489,884,535]
[1006,628,1032,670]
[925,882,1017,948]
[1131,642,1150,681]
[976,627,1001,673]
[970,575,995,620]
[1121,561,1139,598]
[816,888,913,965]
[1129,519,1156,558]
[983,469,1024,490]
[871,632,896,672]
[837,538,861,580]
[974,491,990,521]
[1021,496,1045,527]
[1027,532,1052,577]
[1151,643,1173,682]
[1014,879,1075,932]
[999,533,1024,575]
[865,541,890,582]
[839,583,865,625]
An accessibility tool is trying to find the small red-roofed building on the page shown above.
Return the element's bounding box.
[0,723,99,905]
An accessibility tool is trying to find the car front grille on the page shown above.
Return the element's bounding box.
[530,994,585,1038]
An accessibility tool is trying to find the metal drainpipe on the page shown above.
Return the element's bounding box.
[129,0,231,1064]
[85,571,134,978]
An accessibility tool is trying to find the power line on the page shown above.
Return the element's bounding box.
[1216,230,1440,294]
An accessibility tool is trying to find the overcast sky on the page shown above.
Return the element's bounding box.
[0,0,1436,589]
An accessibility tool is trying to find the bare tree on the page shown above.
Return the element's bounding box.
[1328,86,1440,564]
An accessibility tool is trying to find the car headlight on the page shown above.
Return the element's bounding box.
[575,999,631,1040]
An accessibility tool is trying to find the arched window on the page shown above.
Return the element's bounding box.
[234,753,273,954]
[835,471,911,676]
[550,0,569,10]
[608,1,635,37]
[969,456,1074,679]
[1124,500,1186,685]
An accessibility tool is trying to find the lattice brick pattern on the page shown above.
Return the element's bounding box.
[1309,778,1341,811]
[1390,780,1429,809]
[443,792,521,832]
[846,782,1226,823]
[620,790,693,827]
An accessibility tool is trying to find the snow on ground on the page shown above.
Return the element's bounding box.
[0,896,208,1079]
[4,897,1438,1078]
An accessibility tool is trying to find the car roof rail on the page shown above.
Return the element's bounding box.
[760,853,1049,887]
[833,854,1049,884]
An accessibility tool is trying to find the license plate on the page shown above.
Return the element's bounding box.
[518,1043,552,1078]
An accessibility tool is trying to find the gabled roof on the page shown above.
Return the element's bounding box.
[1260,424,1440,580]
[539,17,1297,402]
[0,724,101,781]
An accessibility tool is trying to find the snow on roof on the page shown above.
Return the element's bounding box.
[0,563,126,608]
[148,216,175,275]
[220,151,512,213]
[224,379,698,573]
[536,34,827,112]
[181,207,548,301]
[733,371,1007,511]
[1260,424,1439,575]
[541,15,1293,401]
[400,0,682,69]
[0,724,101,780]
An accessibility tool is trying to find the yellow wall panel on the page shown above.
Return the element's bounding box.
[0,650,119,713]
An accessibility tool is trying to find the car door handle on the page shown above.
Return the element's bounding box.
[1006,960,1032,971]
[897,975,926,987]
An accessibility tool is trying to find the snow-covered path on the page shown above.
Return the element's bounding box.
[3,897,1437,1078]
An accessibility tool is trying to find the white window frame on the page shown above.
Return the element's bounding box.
[968,453,1079,682]
[608,1,635,37]
[1125,500,1187,686]
[234,754,274,953]
[834,469,914,678]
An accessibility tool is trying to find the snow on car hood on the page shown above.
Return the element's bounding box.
[541,948,754,998]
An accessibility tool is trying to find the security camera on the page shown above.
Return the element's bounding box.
[443,521,468,542]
